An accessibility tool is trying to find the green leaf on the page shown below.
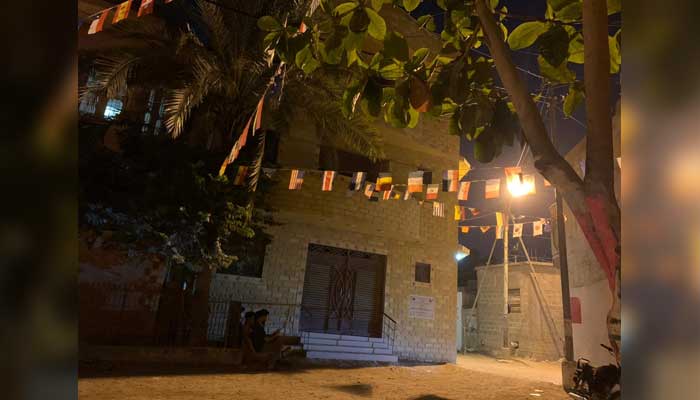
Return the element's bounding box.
[262,31,281,50]
[361,79,383,118]
[342,80,364,117]
[333,2,359,16]
[563,83,584,116]
[379,61,403,79]
[567,33,584,64]
[365,8,387,40]
[347,49,359,66]
[411,48,430,66]
[403,0,421,12]
[489,0,499,10]
[536,24,570,67]
[609,35,621,73]
[257,16,282,31]
[407,106,420,128]
[295,45,320,74]
[416,15,436,32]
[384,31,409,61]
[507,21,549,50]
[537,55,575,83]
[349,9,371,33]
[371,0,385,11]
[343,31,366,50]
[548,0,578,12]
[556,2,582,22]
[607,0,621,15]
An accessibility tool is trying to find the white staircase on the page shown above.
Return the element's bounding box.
[300,332,398,363]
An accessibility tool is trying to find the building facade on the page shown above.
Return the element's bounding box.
[211,106,460,362]
[474,262,564,360]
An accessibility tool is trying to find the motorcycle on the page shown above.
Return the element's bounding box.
[567,344,620,400]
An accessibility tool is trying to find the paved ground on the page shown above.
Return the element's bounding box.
[79,354,568,400]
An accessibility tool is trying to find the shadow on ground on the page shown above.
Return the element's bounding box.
[329,383,374,397]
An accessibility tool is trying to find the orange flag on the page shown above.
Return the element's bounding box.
[88,10,110,34]
[460,226,470,234]
[480,226,491,233]
[138,0,154,17]
[112,0,132,24]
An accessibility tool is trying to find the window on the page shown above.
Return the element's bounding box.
[508,288,521,314]
[218,240,267,278]
[319,146,389,182]
[103,99,123,119]
[415,262,431,284]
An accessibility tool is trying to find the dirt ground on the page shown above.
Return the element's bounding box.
[79,354,569,400]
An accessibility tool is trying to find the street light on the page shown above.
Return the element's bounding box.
[501,172,529,349]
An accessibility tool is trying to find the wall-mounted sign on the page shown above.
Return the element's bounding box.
[408,295,435,320]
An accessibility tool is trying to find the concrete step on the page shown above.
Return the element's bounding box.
[300,337,337,346]
[304,344,374,354]
[304,332,341,340]
[372,348,393,355]
[306,351,398,363]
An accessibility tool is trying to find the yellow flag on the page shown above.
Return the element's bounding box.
[112,0,132,24]
[459,157,471,180]
[495,212,504,228]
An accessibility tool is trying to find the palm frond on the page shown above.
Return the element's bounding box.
[197,0,234,62]
[81,54,142,101]
[281,75,385,161]
[247,130,266,193]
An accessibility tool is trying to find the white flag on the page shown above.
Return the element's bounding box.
[513,223,523,238]
[533,219,544,236]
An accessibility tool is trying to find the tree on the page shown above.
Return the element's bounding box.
[257,0,621,358]
[79,0,385,345]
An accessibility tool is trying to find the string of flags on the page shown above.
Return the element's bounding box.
[83,0,174,35]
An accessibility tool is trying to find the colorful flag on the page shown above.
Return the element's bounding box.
[376,172,392,191]
[468,207,480,216]
[485,178,500,199]
[513,223,523,238]
[544,220,552,233]
[252,96,264,135]
[349,172,366,191]
[112,0,132,23]
[219,115,252,175]
[289,169,304,190]
[460,226,470,233]
[579,159,586,176]
[459,245,471,256]
[382,187,392,200]
[364,183,375,198]
[504,166,522,184]
[88,10,109,34]
[408,171,424,193]
[422,170,433,185]
[442,170,459,192]
[137,0,154,17]
[459,157,471,181]
[543,177,552,187]
[533,219,544,236]
[391,189,402,200]
[233,165,248,185]
[458,181,470,201]
[496,212,505,229]
[426,184,439,200]
[404,191,411,200]
[480,226,491,233]
[432,202,445,217]
[321,170,335,191]
[454,206,466,221]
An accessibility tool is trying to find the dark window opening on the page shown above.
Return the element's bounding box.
[218,241,267,278]
[319,146,389,182]
[508,288,521,314]
[415,262,431,284]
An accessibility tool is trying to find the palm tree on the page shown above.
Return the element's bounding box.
[80,0,384,345]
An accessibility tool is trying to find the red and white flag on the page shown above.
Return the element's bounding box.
[321,170,335,191]
[432,202,445,217]
[485,179,500,199]
[137,0,154,17]
[457,181,470,201]
[233,165,248,186]
[533,219,544,236]
[289,169,305,190]
[88,10,110,34]
[426,184,439,200]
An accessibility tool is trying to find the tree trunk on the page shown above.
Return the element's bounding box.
[475,0,620,359]
[189,266,213,346]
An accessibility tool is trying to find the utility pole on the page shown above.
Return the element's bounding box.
[502,198,511,349]
[551,96,574,362]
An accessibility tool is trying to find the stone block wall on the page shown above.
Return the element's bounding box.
[475,262,564,360]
